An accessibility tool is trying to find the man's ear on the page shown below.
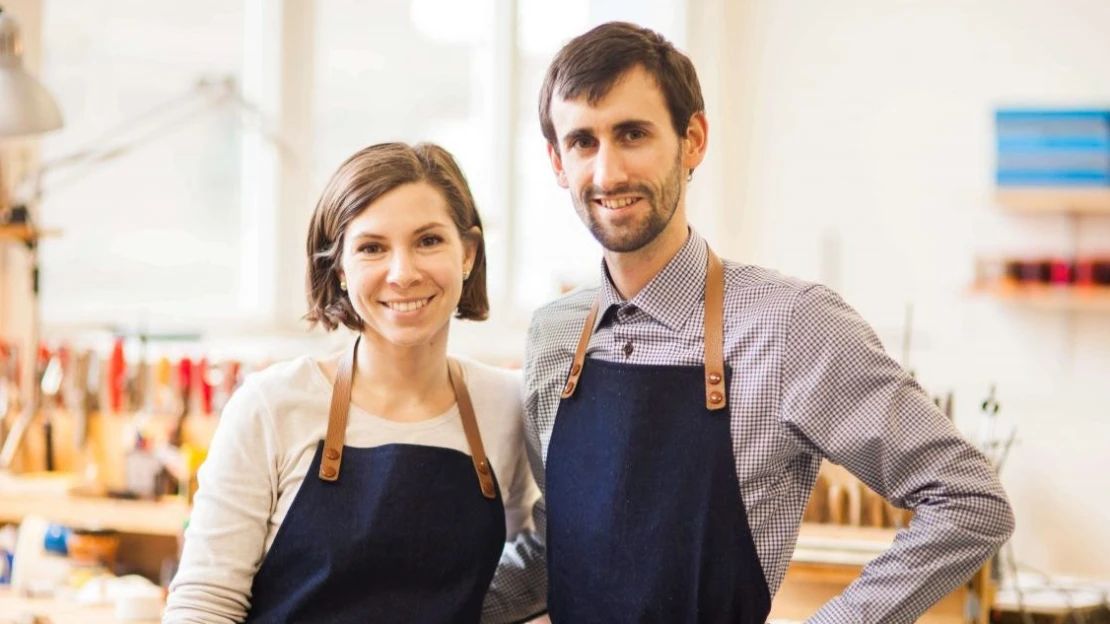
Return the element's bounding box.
[682,112,709,174]
[548,142,569,189]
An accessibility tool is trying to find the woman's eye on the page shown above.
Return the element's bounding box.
[419,235,444,247]
[359,243,383,254]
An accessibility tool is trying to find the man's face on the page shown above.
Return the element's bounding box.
[547,65,706,253]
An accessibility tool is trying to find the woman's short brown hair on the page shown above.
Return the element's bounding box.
[304,142,489,331]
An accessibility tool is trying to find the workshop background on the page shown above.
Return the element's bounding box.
[1,0,1108,622]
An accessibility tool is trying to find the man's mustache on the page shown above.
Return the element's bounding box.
[579,183,654,205]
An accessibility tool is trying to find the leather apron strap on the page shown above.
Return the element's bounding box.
[561,247,727,411]
[318,337,498,497]
[319,336,357,481]
[447,358,497,499]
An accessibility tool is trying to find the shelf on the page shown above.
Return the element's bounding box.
[974,283,1110,311]
[0,472,189,536]
[995,187,1110,214]
[0,224,62,243]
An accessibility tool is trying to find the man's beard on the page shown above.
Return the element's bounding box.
[572,151,683,253]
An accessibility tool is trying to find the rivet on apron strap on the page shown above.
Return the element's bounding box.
[319,335,358,481]
[560,246,728,411]
[447,358,497,499]
[703,250,727,411]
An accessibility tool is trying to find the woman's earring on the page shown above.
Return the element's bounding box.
[462,270,470,281]
[339,280,347,291]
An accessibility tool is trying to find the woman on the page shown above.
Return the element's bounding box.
[165,143,538,623]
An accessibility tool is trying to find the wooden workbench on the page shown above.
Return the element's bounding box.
[771,523,992,623]
[0,472,187,583]
[0,587,139,624]
[0,472,189,537]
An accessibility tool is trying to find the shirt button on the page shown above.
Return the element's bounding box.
[623,341,634,357]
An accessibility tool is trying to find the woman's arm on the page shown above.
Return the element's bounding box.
[163,383,280,624]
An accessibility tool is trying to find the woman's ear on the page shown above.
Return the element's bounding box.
[463,226,481,271]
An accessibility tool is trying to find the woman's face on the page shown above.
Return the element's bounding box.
[339,182,477,349]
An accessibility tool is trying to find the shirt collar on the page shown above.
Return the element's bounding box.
[597,228,708,332]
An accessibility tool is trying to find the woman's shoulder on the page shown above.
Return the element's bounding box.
[222,355,328,420]
[454,354,520,389]
[452,355,523,413]
[240,355,326,397]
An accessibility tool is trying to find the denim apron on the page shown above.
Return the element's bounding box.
[545,249,770,623]
[245,340,506,623]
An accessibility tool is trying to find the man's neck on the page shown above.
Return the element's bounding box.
[604,218,690,301]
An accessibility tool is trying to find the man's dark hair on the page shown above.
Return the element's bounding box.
[539,21,705,151]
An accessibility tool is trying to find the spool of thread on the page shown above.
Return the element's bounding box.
[1093,258,1110,285]
[66,527,120,571]
[1049,258,1073,285]
[42,523,69,556]
[1076,258,1095,286]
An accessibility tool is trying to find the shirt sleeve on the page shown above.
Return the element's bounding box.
[481,320,550,623]
[164,382,279,624]
[502,429,541,539]
[779,285,1015,624]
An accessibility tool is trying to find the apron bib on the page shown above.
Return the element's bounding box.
[546,249,770,623]
[246,341,506,623]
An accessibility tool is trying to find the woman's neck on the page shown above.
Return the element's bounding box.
[348,328,455,422]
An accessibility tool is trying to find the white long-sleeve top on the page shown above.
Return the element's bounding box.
[164,354,538,624]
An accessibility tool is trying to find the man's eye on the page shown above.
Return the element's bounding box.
[625,129,646,141]
[572,137,595,150]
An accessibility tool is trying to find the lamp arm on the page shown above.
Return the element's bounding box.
[12,75,285,205]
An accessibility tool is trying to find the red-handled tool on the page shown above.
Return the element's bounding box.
[169,357,192,447]
[198,358,214,416]
[108,338,126,413]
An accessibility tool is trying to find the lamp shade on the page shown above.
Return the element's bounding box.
[0,8,62,137]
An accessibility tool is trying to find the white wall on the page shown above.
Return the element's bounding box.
[694,0,1110,579]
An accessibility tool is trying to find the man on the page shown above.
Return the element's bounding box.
[483,21,1014,624]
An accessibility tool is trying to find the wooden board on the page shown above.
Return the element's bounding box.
[996,187,1110,214]
[0,587,139,624]
[974,283,1110,312]
[0,474,189,537]
[771,560,970,623]
[771,523,990,623]
[3,408,218,489]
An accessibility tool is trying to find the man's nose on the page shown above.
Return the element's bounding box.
[593,143,629,191]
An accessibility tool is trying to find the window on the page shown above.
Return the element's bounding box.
[39,0,248,331]
[33,0,688,342]
[314,0,688,316]
[313,0,502,299]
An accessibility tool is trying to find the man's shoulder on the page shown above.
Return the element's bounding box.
[528,286,599,339]
[720,259,821,313]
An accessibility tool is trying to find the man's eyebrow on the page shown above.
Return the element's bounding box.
[613,119,656,134]
[562,127,596,147]
[563,119,658,146]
